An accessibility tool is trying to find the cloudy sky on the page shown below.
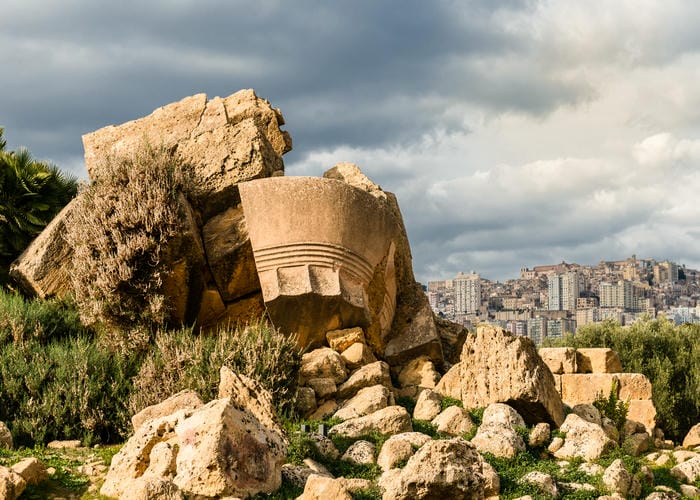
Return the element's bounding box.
[3,1,700,282]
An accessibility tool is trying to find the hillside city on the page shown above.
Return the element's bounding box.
[425,255,700,345]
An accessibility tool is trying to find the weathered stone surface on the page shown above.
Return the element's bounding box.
[378,437,484,500]
[329,406,412,439]
[173,398,286,498]
[529,423,551,447]
[673,450,699,463]
[145,441,178,478]
[435,363,462,400]
[337,361,391,399]
[680,484,700,498]
[300,348,348,385]
[334,385,393,421]
[413,389,443,421]
[553,414,616,461]
[217,366,285,441]
[377,435,420,472]
[309,400,338,421]
[298,474,352,500]
[624,432,650,456]
[201,205,259,303]
[47,440,81,449]
[0,466,27,500]
[10,458,47,486]
[281,464,317,490]
[435,316,469,365]
[458,325,565,426]
[576,348,623,373]
[471,423,526,458]
[482,460,500,497]
[384,298,443,366]
[603,459,634,497]
[327,327,365,353]
[481,403,526,429]
[560,373,653,405]
[671,456,700,483]
[683,423,700,449]
[627,399,658,434]
[132,390,204,431]
[121,477,185,500]
[0,421,12,450]
[307,378,337,399]
[398,356,441,389]
[9,198,78,298]
[239,176,400,350]
[296,387,317,415]
[572,403,602,426]
[341,440,376,465]
[521,471,558,498]
[340,342,377,370]
[431,406,474,437]
[305,434,341,460]
[538,347,577,374]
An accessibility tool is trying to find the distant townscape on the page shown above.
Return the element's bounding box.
[425,255,700,345]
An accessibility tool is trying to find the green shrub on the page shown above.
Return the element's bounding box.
[65,142,196,330]
[130,319,301,417]
[441,396,464,411]
[553,317,700,441]
[593,379,629,433]
[0,335,136,447]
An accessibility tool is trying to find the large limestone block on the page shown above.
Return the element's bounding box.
[131,389,204,431]
[435,363,462,400]
[10,458,47,486]
[671,456,700,483]
[121,477,184,500]
[327,327,365,353]
[576,348,623,373]
[340,342,377,371]
[413,389,443,421]
[431,406,474,437]
[560,373,653,405]
[627,399,657,434]
[300,348,348,385]
[538,347,577,374]
[337,361,392,399]
[683,423,700,449]
[378,437,484,499]
[334,385,393,420]
[0,466,26,500]
[9,197,78,298]
[173,397,286,498]
[238,176,400,350]
[202,205,259,302]
[329,406,412,439]
[471,424,526,458]
[83,91,289,218]
[458,325,565,426]
[324,163,443,364]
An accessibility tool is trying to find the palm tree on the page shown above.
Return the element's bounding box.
[0,128,78,285]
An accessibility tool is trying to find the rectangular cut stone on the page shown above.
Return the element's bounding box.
[576,348,623,373]
[627,399,657,434]
[538,347,577,374]
[617,373,653,400]
[552,374,562,395]
[560,373,616,405]
[326,327,365,353]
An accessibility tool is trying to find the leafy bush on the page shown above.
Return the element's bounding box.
[65,142,196,330]
[130,319,301,417]
[593,379,629,433]
[0,335,136,447]
[553,317,700,441]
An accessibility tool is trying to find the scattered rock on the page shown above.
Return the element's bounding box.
[132,389,203,431]
[337,361,392,399]
[0,466,27,500]
[334,384,393,420]
[281,464,317,490]
[378,437,484,499]
[413,389,443,421]
[471,423,526,458]
[571,403,602,426]
[300,348,348,385]
[0,421,12,450]
[377,432,432,471]
[431,406,474,437]
[434,363,461,400]
[340,342,377,371]
[481,403,526,429]
[603,459,635,497]
[520,471,558,498]
[673,450,699,463]
[680,484,700,498]
[298,474,352,500]
[538,347,577,374]
[553,413,616,461]
[327,327,365,353]
[458,325,565,426]
[11,458,48,486]
[684,423,700,449]
[624,432,650,456]
[309,400,338,421]
[296,387,317,415]
[482,460,500,497]
[529,423,550,447]
[341,440,376,465]
[329,406,412,439]
[307,378,338,399]
[120,477,184,500]
[398,356,441,388]
[671,456,700,483]
[47,440,81,449]
[579,462,605,476]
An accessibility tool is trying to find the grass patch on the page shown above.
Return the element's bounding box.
[441,396,463,411]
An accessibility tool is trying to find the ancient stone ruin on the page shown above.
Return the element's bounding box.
[10,89,442,366]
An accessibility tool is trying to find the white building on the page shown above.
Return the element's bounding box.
[454,271,481,315]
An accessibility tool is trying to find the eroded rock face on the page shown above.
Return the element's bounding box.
[553,414,617,461]
[131,390,203,431]
[329,406,412,439]
[378,437,484,500]
[458,325,565,427]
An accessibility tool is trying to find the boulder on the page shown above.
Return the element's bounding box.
[132,390,203,431]
[337,361,391,399]
[341,440,376,465]
[680,484,700,498]
[329,406,412,439]
[298,474,352,500]
[627,399,658,434]
[624,432,650,456]
[309,400,338,421]
[300,348,348,385]
[435,363,462,400]
[603,459,635,497]
[327,327,365,353]
[435,316,469,365]
[538,347,577,374]
[571,403,602,426]
[173,398,286,498]
[683,423,700,449]
[307,378,337,399]
[576,348,623,373]
[482,460,500,497]
[340,342,377,370]
[334,384,394,420]
[120,477,184,500]
[553,414,616,461]
[397,356,441,389]
[296,387,317,415]
[529,423,551,447]
[377,433,431,472]
[471,423,526,459]
[671,456,700,483]
[0,466,26,500]
[47,440,81,449]
[457,325,565,426]
[378,437,484,499]
[413,389,443,421]
[520,471,558,498]
[431,406,474,437]
[10,458,47,486]
[481,403,526,429]
[0,421,12,450]
[239,175,400,350]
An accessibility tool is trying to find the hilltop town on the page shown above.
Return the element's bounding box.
[427,256,700,344]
